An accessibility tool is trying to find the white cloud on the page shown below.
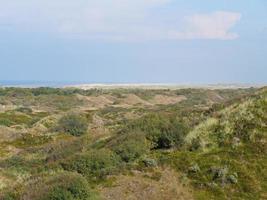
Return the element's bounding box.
[168,11,242,40]
[0,1,241,41]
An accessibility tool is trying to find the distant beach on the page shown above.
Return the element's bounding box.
[0,81,265,90]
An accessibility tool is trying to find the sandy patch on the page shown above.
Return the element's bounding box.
[150,95,187,105]
[119,94,152,107]
[0,126,24,142]
[77,94,114,109]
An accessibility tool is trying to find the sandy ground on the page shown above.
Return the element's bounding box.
[65,83,263,90]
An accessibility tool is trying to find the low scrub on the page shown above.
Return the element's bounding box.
[57,113,88,136]
[125,113,188,149]
[61,149,121,181]
[111,131,149,162]
[3,172,99,200]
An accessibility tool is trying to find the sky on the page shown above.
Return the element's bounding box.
[0,0,266,84]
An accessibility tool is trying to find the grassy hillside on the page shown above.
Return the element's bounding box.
[0,86,265,200]
[158,87,267,199]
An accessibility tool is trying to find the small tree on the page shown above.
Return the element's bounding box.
[58,113,88,136]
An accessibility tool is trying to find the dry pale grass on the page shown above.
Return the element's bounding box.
[119,94,152,107]
[77,93,187,110]
[150,95,187,105]
[100,168,193,200]
[77,94,115,110]
[0,126,24,142]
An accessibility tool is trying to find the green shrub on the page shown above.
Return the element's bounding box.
[62,149,120,180]
[0,118,13,126]
[0,112,33,127]
[142,158,157,167]
[189,136,202,151]
[11,134,52,148]
[45,137,91,162]
[15,107,33,114]
[45,187,73,200]
[112,131,148,162]
[2,193,17,200]
[125,113,188,149]
[43,174,92,200]
[19,172,98,200]
[58,113,88,136]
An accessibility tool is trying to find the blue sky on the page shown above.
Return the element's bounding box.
[0,0,266,84]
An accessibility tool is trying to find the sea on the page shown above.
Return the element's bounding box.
[0,80,81,88]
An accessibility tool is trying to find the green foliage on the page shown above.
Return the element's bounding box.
[2,193,17,200]
[0,112,32,127]
[0,87,264,200]
[125,113,188,149]
[0,154,44,170]
[45,137,91,162]
[0,87,103,97]
[62,149,121,181]
[111,131,149,162]
[142,158,158,167]
[186,90,267,151]
[58,113,88,136]
[35,94,85,111]
[42,173,94,200]
[11,134,52,148]
[0,118,13,126]
[15,107,33,114]
[4,172,99,200]
[0,110,48,127]
[157,141,267,200]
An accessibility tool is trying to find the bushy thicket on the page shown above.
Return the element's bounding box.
[41,173,95,200]
[61,149,121,181]
[57,113,88,136]
[0,87,103,97]
[186,90,267,151]
[110,131,149,162]
[124,113,188,149]
[3,172,98,200]
[0,87,264,200]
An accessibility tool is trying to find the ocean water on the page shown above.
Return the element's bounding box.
[0,80,81,88]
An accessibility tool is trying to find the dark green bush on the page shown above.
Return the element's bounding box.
[125,113,188,149]
[62,149,120,180]
[112,131,148,162]
[43,174,93,200]
[45,187,73,200]
[42,173,94,200]
[142,158,157,167]
[0,118,13,126]
[2,193,17,200]
[189,136,202,151]
[15,107,33,114]
[2,172,98,200]
[58,113,88,136]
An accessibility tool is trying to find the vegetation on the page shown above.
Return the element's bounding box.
[0,86,265,200]
[111,131,149,162]
[124,113,188,149]
[57,113,88,136]
[2,172,99,200]
[61,149,121,181]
